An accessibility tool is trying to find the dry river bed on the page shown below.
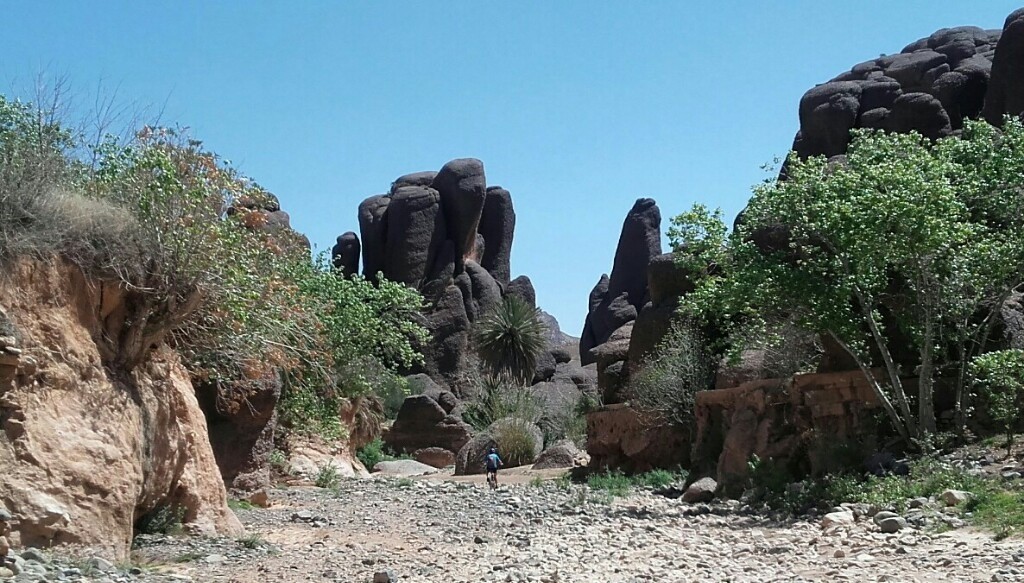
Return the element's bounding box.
[5,471,1024,583]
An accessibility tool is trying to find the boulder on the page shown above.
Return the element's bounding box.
[886,92,952,139]
[532,349,557,384]
[552,362,598,395]
[506,275,536,308]
[798,81,863,157]
[533,440,584,469]
[682,477,717,503]
[331,231,360,276]
[383,394,473,454]
[530,381,583,431]
[465,260,502,319]
[478,186,515,285]
[628,300,679,369]
[984,8,1024,124]
[372,459,438,476]
[455,433,498,476]
[357,195,391,281]
[384,185,446,288]
[413,447,456,468]
[550,345,572,364]
[646,253,692,305]
[432,158,487,271]
[599,360,629,405]
[586,404,691,472]
[822,511,855,529]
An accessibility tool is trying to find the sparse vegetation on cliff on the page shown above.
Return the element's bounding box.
[0,92,428,438]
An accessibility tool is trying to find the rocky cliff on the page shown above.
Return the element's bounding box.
[0,259,241,560]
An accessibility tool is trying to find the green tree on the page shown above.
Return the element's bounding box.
[475,295,547,385]
[674,121,1024,443]
[969,349,1024,456]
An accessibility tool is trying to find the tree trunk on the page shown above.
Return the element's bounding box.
[856,291,918,437]
[828,330,911,442]
[918,317,936,435]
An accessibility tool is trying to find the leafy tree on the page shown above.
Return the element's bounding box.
[475,295,547,385]
[969,349,1024,456]
[673,120,1024,444]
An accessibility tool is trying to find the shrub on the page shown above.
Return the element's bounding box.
[463,375,541,431]
[314,462,340,489]
[969,349,1024,455]
[493,418,540,467]
[630,319,714,426]
[587,470,631,497]
[476,295,547,384]
[135,504,184,536]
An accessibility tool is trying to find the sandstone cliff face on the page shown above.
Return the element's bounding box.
[0,259,241,559]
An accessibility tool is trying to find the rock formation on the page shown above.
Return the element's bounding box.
[580,198,662,367]
[0,259,241,560]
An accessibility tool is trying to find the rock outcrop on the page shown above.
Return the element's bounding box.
[690,371,884,496]
[336,159,571,401]
[586,404,691,473]
[0,259,241,560]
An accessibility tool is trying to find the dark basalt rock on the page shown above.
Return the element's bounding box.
[358,194,390,281]
[984,9,1024,124]
[331,231,361,276]
[384,186,446,288]
[506,275,537,308]
[479,186,515,285]
[432,158,487,273]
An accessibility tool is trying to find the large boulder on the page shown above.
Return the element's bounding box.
[432,158,487,271]
[533,440,586,470]
[357,195,390,281]
[586,404,691,473]
[331,231,361,276]
[384,186,446,289]
[383,394,473,455]
[478,186,515,285]
[421,285,472,391]
[465,260,502,320]
[607,198,662,309]
[454,418,543,475]
[390,171,437,193]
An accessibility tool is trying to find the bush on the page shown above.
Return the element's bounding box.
[493,418,540,467]
[630,319,714,426]
[476,295,547,384]
[135,504,184,536]
[970,349,1024,455]
[355,437,408,470]
[463,375,541,431]
[314,462,340,489]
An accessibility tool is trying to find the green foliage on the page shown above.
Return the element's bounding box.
[584,469,687,497]
[673,120,1024,443]
[355,437,409,470]
[314,462,341,489]
[476,295,547,385]
[0,92,429,440]
[492,418,539,467]
[969,349,1024,454]
[971,489,1024,540]
[135,504,184,536]
[629,319,714,426]
[227,498,256,511]
[463,375,541,431]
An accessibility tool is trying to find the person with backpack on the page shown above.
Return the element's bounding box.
[485,446,503,489]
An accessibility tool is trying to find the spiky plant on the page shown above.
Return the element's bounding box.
[476,295,547,385]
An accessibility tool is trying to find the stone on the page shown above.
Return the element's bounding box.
[532,440,583,470]
[331,231,361,276]
[682,477,717,503]
[478,186,515,285]
[373,570,398,583]
[532,349,557,384]
[873,512,907,533]
[586,404,690,472]
[886,92,952,139]
[822,511,855,529]
[607,198,662,309]
[940,489,971,506]
[646,253,693,305]
[421,285,472,392]
[432,158,487,272]
[798,81,863,157]
[464,260,502,319]
[247,489,270,508]
[372,460,438,476]
[86,557,115,572]
[383,394,473,455]
[391,171,437,193]
[413,447,456,469]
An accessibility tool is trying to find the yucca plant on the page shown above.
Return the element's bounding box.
[476,295,547,385]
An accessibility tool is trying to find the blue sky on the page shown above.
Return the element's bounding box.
[4,1,1020,335]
